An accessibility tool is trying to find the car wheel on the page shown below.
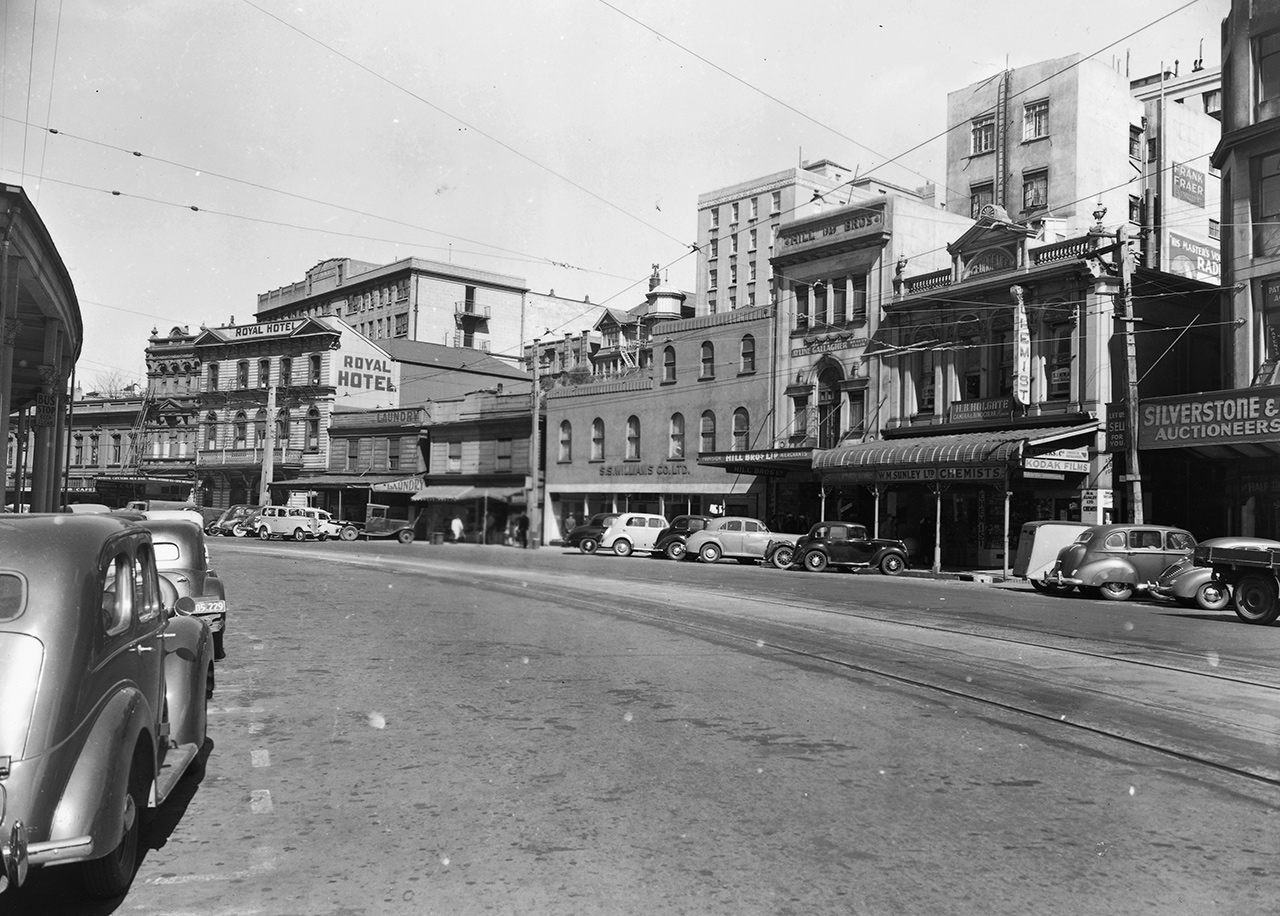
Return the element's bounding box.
[665,540,686,561]
[1098,582,1134,601]
[580,537,599,555]
[803,550,829,573]
[1233,574,1280,625]
[293,527,307,541]
[613,538,633,557]
[232,525,247,538]
[397,529,415,544]
[879,553,906,576]
[258,526,270,541]
[80,745,148,898]
[317,532,329,541]
[340,526,358,542]
[770,545,795,569]
[699,543,722,563]
[1195,580,1231,612]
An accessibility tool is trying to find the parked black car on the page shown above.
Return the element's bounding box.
[653,514,713,560]
[564,513,618,554]
[789,521,909,575]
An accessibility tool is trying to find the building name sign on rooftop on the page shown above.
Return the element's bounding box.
[230,320,301,338]
[779,210,884,251]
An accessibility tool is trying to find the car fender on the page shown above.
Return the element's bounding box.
[164,614,213,750]
[48,688,155,855]
[1077,559,1140,587]
[869,547,905,567]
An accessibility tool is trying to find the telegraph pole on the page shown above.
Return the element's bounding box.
[258,384,276,506]
[527,341,540,549]
[1116,225,1144,523]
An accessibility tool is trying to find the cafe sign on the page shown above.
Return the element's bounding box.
[1138,386,1280,449]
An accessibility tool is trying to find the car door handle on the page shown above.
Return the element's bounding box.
[133,644,155,654]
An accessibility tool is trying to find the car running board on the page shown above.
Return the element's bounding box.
[154,743,201,804]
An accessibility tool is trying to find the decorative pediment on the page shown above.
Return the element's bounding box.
[947,209,1036,260]
[963,246,1017,279]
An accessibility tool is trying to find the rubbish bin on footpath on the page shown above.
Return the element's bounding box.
[431,531,445,545]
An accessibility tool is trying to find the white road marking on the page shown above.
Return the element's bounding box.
[251,749,271,768]
[250,789,273,814]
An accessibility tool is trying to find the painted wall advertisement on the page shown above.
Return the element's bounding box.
[1171,163,1205,208]
[1138,386,1280,449]
[1168,232,1220,282]
[333,333,401,409]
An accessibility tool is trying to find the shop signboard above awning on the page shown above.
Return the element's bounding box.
[812,422,1098,485]
[1138,385,1280,460]
[276,474,403,490]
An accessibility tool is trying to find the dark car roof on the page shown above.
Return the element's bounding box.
[0,513,141,572]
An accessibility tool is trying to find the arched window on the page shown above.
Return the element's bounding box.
[254,409,267,446]
[234,411,247,447]
[732,407,750,451]
[700,411,716,453]
[208,363,219,391]
[700,342,715,378]
[307,407,320,450]
[626,416,640,460]
[258,359,271,388]
[277,408,290,445]
[591,418,605,461]
[740,335,756,373]
[204,412,218,450]
[669,413,685,459]
[662,346,676,383]
[236,361,249,388]
[309,353,322,386]
[559,421,572,462]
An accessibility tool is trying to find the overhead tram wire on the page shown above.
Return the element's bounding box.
[240,0,689,252]
[32,0,65,206]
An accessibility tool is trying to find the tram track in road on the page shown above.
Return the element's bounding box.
[232,543,1280,789]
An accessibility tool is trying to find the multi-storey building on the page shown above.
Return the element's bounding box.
[253,256,604,366]
[695,159,856,316]
[815,210,1218,569]
[413,388,536,543]
[945,53,1222,283]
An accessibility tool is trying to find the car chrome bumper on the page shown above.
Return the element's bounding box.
[0,822,86,892]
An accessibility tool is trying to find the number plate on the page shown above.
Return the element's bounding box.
[195,600,226,615]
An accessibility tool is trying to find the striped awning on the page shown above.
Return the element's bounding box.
[812,423,1098,472]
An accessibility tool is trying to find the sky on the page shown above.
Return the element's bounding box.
[0,0,1231,390]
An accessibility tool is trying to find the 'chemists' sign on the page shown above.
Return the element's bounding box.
[1139,386,1280,449]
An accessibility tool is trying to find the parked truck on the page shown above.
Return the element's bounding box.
[1192,542,1280,624]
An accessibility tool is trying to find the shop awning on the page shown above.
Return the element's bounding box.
[411,484,476,502]
[411,485,525,503]
[812,422,1098,477]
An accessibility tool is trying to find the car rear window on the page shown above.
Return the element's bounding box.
[0,573,24,620]
[688,518,708,532]
[153,542,181,563]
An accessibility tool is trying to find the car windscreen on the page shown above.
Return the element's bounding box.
[0,573,25,620]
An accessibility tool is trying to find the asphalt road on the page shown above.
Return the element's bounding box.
[11,540,1280,915]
